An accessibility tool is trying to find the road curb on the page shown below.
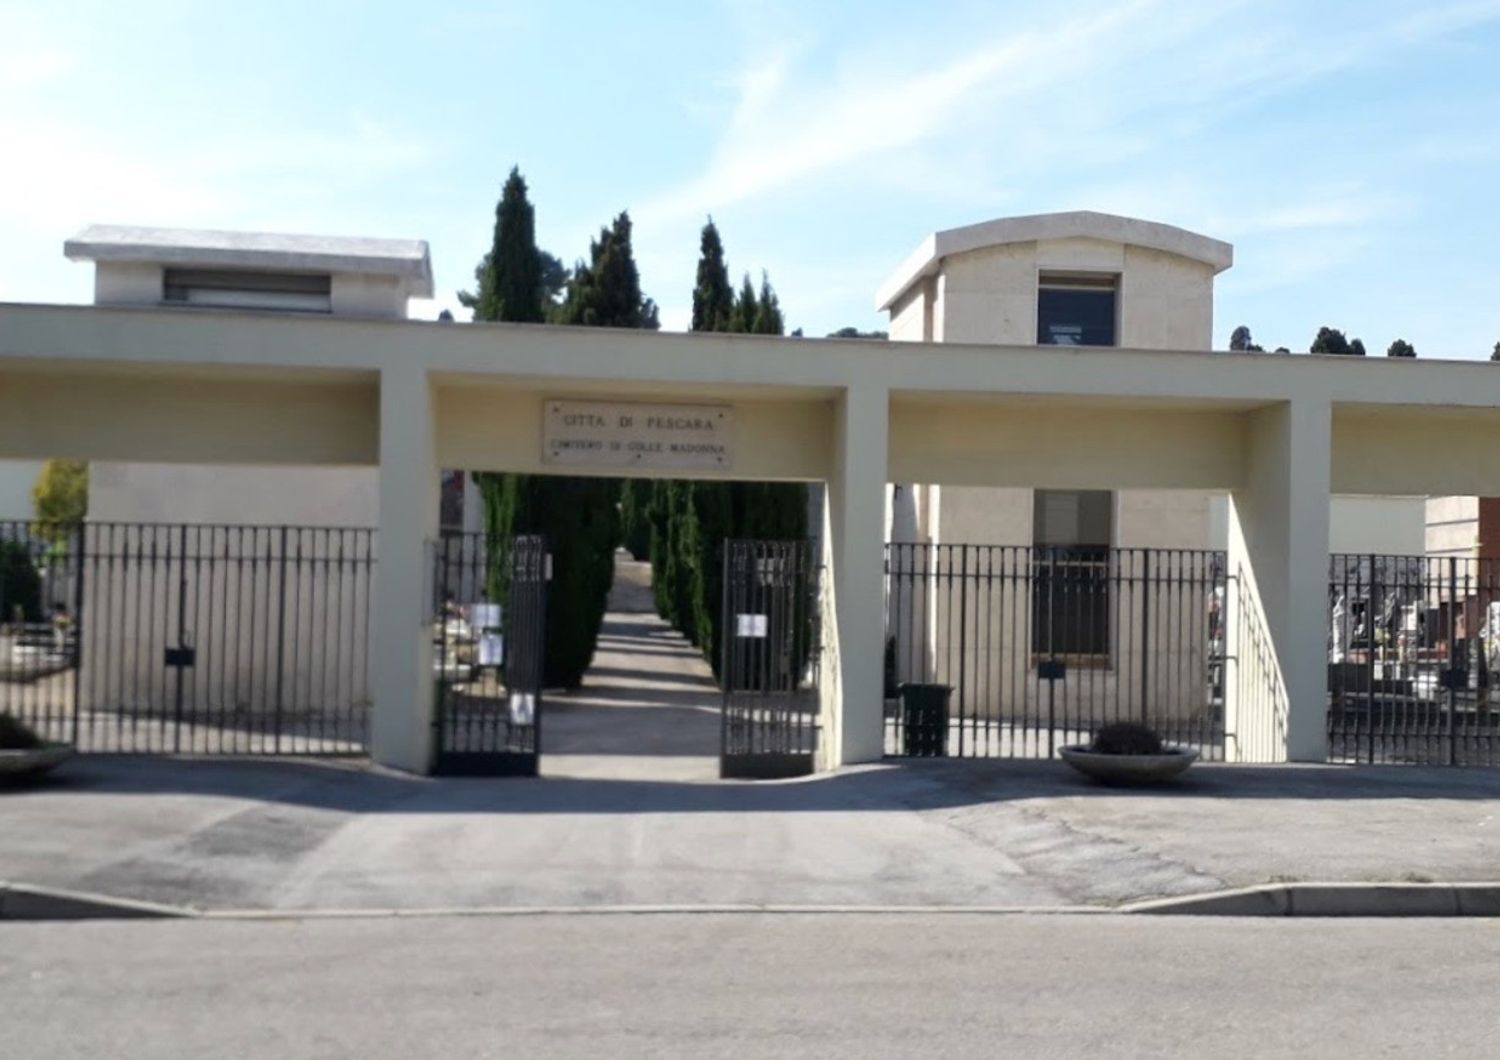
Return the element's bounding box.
[0,881,194,921]
[7,880,1500,922]
[1121,882,1500,917]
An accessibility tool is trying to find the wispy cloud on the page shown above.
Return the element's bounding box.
[641,0,1500,236]
[637,0,1188,228]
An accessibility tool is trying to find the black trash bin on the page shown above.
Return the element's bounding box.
[899,683,952,757]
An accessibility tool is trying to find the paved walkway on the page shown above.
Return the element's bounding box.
[6,755,1500,912]
[542,556,721,781]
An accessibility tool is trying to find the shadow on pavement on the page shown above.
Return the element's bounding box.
[12,754,1500,819]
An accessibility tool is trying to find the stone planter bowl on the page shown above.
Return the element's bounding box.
[0,743,75,782]
[1058,745,1199,786]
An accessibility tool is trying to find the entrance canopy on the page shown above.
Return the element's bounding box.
[5,299,1500,773]
[4,302,1499,493]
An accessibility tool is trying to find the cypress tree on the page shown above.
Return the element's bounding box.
[468,180,651,688]
[751,272,784,335]
[510,210,660,687]
[650,481,679,623]
[618,479,652,560]
[691,219,735,331]
[652,234,808,675]
[559,212,660,330]
[470,168,547,623]
[730,273,758,333]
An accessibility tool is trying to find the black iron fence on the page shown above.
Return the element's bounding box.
[721,539,825,778]
[1,520,374,754]
[1329,553,1500,766]
[431,532,548,775]
[884,544,1227,759]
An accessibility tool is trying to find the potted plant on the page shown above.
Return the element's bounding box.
[0,713,73,783]
[1058,722,1198,785]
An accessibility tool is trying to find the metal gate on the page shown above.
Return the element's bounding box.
[883,544,1228,759]
[720,539,824,779]
[1,521,374,754]
[1329,554,1500,765]
[431,533,548,776]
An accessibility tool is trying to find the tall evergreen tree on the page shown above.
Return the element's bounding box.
[638,224,812,673]
[752,272,784,334]
[497,210,665,686]
[730,273,758,333]
[1228,324,1264,352]
[1310,326,1352,355]
[1387,339,1416,358]
[468,169,549,669]
[1348,338,1367,357]
[467,182,657,687]
[631,217,733,574]
[478,167,544,324]
[559,212,660,329]
[691,219,734,331]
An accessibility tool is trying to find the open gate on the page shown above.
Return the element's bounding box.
[720,539,824,779]
[432,533,548,776]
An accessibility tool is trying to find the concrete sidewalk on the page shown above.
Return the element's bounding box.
[4,754,1500,913]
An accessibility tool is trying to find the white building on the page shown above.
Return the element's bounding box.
[9,212,1495,771]
[876,210,1426,561]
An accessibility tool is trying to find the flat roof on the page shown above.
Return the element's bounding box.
[876,210,1234,311]
[64,224,434,298]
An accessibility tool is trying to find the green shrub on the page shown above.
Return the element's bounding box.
[618,480,652,561]
[0,713,43,750]
[1088,722,1164,755]
[0,539,43,624]
[476,473,621,690]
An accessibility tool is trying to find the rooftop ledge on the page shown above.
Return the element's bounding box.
[876,210,1235,311]
[63,224,434,298]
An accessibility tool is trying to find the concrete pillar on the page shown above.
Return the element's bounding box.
[1227,398,1331,762]
[825,384,890,765]
[370,365,439,772]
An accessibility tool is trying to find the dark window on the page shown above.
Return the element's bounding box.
[1037,273,1117,347]
[163,268,332,313]
[1032,490,1113,659]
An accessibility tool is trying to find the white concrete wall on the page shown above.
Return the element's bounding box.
[95,262,164,306]
[931,237,1214,350]
[1118,245,1214,351]
[331,273,407,318]
[1327,495,1427,555]
[888,284,928,342]
[88,462,377,526]
[0,459,43,520]
[79,466,377,736]
[76,523,374,748]
[932,242,1036,345]
[1427,495,1478,558]
[93,262,409,318]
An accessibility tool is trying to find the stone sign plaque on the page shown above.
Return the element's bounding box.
[542,400,732,471]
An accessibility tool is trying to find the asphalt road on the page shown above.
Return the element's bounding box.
[6,913,1499,1058]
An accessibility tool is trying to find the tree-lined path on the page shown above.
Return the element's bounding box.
[542,553,721,781]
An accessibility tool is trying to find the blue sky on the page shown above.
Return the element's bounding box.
[3,0,1499,355]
